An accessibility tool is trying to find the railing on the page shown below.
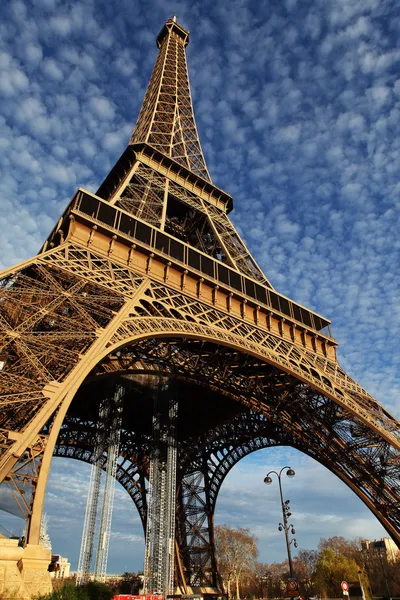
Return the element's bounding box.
[50,189,332,337]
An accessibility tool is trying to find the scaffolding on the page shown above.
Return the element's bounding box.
[94,384,124,581]
[144,383,178,595]
[76,384,124,585]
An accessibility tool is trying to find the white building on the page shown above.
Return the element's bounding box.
[360,537,399,563]
[49,554,71,579]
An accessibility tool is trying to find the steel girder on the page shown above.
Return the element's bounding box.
[44,328,400,590]
[52,403,293,589]
[0,244,399,589]
[91,337,400,542]
[1,15,398,597]
[130,20,211,182]
[54,415,149,527]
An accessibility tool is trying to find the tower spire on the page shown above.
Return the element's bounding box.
[130,18,211,181]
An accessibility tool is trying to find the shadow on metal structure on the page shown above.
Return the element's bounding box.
[0,15,399,599]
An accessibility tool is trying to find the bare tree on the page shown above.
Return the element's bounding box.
[318,536,361,562]
[215,525,258,599]
[294,549,318,595]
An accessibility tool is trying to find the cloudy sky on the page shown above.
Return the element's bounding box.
[0,0,399,575]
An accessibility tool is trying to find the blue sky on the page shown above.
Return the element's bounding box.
[0,0,399,574]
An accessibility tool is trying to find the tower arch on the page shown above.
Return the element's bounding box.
[49,356,398,589]
[0,15,398,598]
[44,331,400,546]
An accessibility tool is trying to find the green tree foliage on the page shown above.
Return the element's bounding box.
[34,579,114,600]
[314,548,362,598]
[263,560,290,597]
[212,533,400,600]
[387,558,400,596]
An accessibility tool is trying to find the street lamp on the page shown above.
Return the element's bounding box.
[264,466,297,578]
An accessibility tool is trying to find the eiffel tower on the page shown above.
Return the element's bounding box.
[0,15,399,597]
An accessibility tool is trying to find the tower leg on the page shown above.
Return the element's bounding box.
[144,382,178,595]
[0,539,52,600]
[178,469,220,591]
[76,428,105,583]
[77,383,124,584]
[95,384,124,581]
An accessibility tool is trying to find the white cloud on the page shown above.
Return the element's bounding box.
[17,97,46,121]
[42,58,64,80]
[89,96,116,120]
[24,42,43,64]
[49,15,73,36]
[10,0,28,23]
[276,123,301,142]
[0,52,29,96]
[0,0,398,575]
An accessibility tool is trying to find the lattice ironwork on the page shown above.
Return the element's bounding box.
[92,340,400,538]
[117,164,166,228]
[50,356,400,590]
[130,19,210,181]
[164,179,270,284]
[144,382,178,595]
[94,384,124,582]
[0,15,399,597]
[54,414,149,526]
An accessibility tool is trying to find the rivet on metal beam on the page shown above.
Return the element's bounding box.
[108,235,117,256]
[128,244,136,265]
[279,318,285,337]
[311,334,317,352]
[241,299,247,319]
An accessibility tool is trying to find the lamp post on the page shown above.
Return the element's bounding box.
[357,570,366,600]
[264,466,297,578]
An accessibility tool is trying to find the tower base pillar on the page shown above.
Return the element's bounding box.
[0,540,52,600]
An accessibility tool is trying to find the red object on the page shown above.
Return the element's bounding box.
[287,580,298,591]
[341,582,349,592]
[113,596,165,600]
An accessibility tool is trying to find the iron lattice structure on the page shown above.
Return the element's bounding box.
[94,384,124,582]
[0,16,399,593]
[76,382,124,584]
[144,382,178,595]
[76,398,108,585]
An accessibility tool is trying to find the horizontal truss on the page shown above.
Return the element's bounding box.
[0,243,398,553]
